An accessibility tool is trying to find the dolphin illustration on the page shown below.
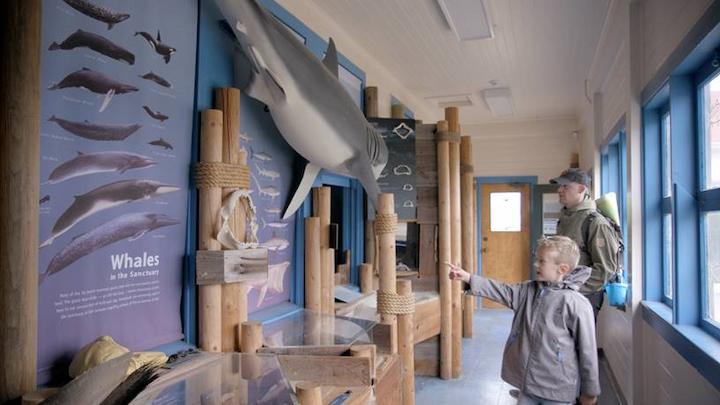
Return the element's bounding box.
[142,105,169,122]
[215,0,388,220]
[40,179,179,248]
[40,213,179,284]
[135,31,176,64]
[49,68,138,112]
[45,151,156,185]
[49,29,135,65]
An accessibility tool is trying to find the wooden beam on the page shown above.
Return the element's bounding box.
[375,355,402,405]
[397,280,415,405]
[364,86,379,118]
[360,263,373,294]
[296,382,322,405]
[0,1,40,400]
[304,217,321,311]
[240,321,263,353]
[313,187,331,314]
[377,193,398,354]
[445,107,462,378]
[435,120,452,380]
[414,295,441,343]
[460,136,475,339]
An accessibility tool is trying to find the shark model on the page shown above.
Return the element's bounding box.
[215,0,388,220]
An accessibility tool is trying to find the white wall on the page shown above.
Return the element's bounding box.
[579,0,719,403]
[274,0,439,122]
[464,118,578,183]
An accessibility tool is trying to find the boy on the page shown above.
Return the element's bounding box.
[449,235,600,405]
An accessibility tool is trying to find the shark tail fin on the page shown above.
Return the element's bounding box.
[282,163,321,220]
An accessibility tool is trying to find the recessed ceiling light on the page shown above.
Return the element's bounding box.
[437,0,493,41]
[425,93,475,108]
[482,88,514,117]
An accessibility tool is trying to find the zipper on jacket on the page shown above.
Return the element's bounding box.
[521,285,546,392]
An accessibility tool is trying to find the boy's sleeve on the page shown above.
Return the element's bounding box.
[468,275,523,310]
[574,300,601,397]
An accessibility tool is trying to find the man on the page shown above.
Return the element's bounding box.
[550,168,619,319]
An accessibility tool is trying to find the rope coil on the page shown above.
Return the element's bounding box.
[374,213,398,235]
[435,130,461,143]
[461,163,474,175]
[194,162,250,189]
[377,291,415,315]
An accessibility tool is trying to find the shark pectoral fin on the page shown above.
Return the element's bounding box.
[99,89,115,112]
[282,163,321,220]
[261,68,286,104]
[347,156,382,210]
[239,46,286,107]
[322,38,339,78]
[128,230,148,242]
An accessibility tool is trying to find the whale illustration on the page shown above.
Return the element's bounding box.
[142,105,169,122]
[40,213,179,284]
[215,0,388,220]
[49,29,135,65]
[40,179,179,248]
[49,115,142,141]
[135,31,176,64]
[62,0,130,30]
[49,67,138,112]
[45,151,156,185]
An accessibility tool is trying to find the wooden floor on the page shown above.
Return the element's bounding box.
[415,308,622,404]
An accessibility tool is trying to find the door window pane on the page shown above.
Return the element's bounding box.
[702,74,720,190]
[706,211,720,322]
[663,214,674,299]
[662,113,672,197]
[490,192,521,232]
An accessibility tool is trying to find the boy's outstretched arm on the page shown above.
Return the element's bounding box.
[447,263,521,310]
[574,300,601,402]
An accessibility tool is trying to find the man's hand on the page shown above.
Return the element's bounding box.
[447,262,470,283]
[579,395,597,405]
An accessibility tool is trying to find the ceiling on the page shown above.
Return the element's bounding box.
[307,0,611,124]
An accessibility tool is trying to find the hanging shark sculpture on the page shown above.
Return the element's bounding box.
[214,0,388,220]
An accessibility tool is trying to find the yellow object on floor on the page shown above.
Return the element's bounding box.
[69,335,167,378]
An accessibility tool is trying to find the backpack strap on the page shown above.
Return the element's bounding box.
[580,211,598,256]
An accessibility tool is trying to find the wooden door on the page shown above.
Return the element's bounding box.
[480,183,530,308]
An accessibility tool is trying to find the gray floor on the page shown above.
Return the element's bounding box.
[415,308,621,405]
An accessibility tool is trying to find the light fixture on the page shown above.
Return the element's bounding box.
[437,0,493,41]
[424,93,475,108]
[482,88,514,117]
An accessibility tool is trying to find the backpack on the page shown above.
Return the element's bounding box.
[581,210,625,282]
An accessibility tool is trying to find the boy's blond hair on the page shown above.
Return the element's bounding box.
[537,235,580,270]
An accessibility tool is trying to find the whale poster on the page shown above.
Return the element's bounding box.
[37,0,197,382]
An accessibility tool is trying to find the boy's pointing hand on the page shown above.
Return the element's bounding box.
[446,262,470,283]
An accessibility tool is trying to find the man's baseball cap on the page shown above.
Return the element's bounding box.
[549,168,590,186]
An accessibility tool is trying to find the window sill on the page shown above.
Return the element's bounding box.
[641,301,720,390]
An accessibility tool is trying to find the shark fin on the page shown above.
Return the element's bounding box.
[346,155,382,210]
[99,88,115,112]
[282,163,321,220]
[156,30,161,42]
[322,38,339,78]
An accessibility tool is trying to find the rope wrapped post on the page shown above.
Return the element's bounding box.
[198,109,223,353]
[445,107,463,378]
[397,280,415,405]
[375,193,399,354]
[460,136,475,338]
[436,120,452,380]
[305,217,322,312]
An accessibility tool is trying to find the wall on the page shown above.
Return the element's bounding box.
[578,0,719,403]
[464,117,577,183]
[274,0,438,121]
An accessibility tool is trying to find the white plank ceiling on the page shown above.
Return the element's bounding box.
[308,0,611,124]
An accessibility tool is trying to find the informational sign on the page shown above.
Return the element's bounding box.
[38,0,197,380]
[367,118,417,220]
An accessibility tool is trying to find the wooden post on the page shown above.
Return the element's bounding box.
[436,120,452,380]
[325,248,335,316]
[296,382,322,405]
[365,220,377,275]
[364,86,379,118]
[240,321,263,353]
[0,1,40,400]
[397,280,415,405]
[391,103,405,119]
[445,107,462,378]
[199,109,224,352]
[460,136,475,338]
[313,187,331,314]
[350,346,376,380]
[377,193,398,354]
[216,87,248,353]
[305,217,322,311]
[360,263,374,294]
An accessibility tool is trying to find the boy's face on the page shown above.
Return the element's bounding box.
[534,247,569,283]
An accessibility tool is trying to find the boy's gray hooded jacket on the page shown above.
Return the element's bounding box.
[469,266,600,402]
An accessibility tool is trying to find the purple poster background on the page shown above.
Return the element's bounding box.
[38,0,197,379]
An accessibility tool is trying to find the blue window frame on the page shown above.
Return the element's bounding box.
[600,130,629,280]
[660,108,674,304]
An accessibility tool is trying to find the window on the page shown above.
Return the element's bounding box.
[661,112,673,301]
[600,130,629,280]
[700,71,720,330]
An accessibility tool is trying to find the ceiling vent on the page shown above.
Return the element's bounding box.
[482,88,514,117]
[425,93,475,108]
[437,0,493,41]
